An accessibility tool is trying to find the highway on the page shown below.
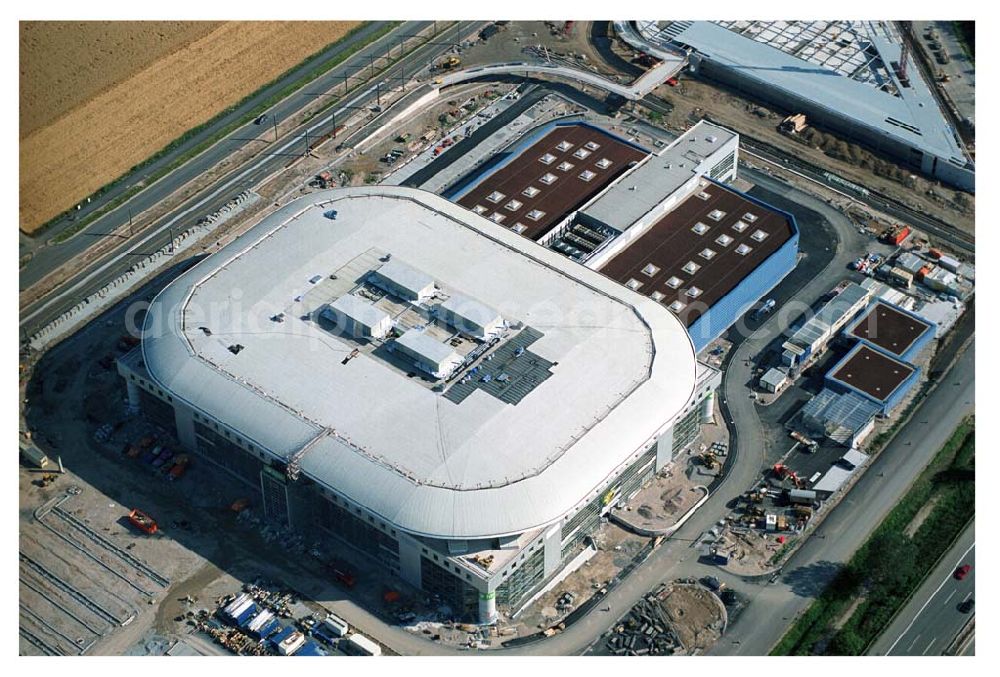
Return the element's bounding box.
[710,340,975,655]
[21,21,400,272]
[869,520,975,656]
[637,96,975,256]
[18,30,977,656]
[19,21,485,339]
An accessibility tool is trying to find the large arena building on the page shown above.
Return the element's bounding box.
[119,118,800,623]
[119,187,724,623]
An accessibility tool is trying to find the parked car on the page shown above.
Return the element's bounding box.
[958,598,975,614]
[954,564,972,580]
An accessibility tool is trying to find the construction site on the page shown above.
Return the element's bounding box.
[590,582,728,656]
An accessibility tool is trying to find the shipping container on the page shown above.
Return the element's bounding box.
[222,593,252,618]
[293,640,326,656]
[891,226,912,245]
[938,255,961,272]
[233,602,259,627]
[20,443,50,469]
[320,614,349,638]
[278,630,306,655]
[344,633,382,656]
[269,626,296,651]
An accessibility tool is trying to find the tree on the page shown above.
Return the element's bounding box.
[828,628,866,655]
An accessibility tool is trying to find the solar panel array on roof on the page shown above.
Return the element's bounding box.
[444,327,553,405]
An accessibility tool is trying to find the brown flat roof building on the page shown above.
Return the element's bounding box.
[847,301,931,358]
[456,123,647,241]
[598,180,794,327]
[829,344,915,403]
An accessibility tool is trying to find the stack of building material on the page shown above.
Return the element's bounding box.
[604,593,679,655]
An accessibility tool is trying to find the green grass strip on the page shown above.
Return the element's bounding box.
[772,418,974,655]
[40,21,400,242]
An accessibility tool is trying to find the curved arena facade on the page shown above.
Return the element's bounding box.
[120,187,710,622]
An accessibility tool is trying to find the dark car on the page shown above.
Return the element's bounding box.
[254,114,268,125]
[958,598,975,614]
[954,564,972,580]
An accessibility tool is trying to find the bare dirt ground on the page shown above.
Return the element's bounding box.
[20,21,220,138]
[20,20,360,233]
[645,77,974,234]
[658,584,727,653]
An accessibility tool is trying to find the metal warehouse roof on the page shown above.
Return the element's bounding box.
[455,122,648,241]
[670,21,967,165]
[787,282,871,349]
[580,120,737,232]
[802,387,880,438]
[141,187,697,539]
[328,294,390,331]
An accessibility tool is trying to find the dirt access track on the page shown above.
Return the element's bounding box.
[19,21,360,233]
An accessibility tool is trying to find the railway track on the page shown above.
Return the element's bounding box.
[738,135,975,253]
[637,96,974,255]
[29,520,158,598]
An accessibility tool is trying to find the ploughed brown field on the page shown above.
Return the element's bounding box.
[19,21,361,234]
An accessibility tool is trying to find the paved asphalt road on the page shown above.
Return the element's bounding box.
[21,21,403,269]
[301,167,974,656]
[347,340,973,656]
[869,519,975,656]
[710,340,975,655]
[912,21,976,125]
[20,22,484,338]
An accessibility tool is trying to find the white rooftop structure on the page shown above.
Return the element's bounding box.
[370,258,435,302]
[142,187,697,539]
[437,294,503,339]
[785,282,872,353]
[393,328,462,378]
[577,120,739,234]
[324,294,392,339]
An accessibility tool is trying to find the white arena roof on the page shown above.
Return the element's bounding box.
[142,187,697,539]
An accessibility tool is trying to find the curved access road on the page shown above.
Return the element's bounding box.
[437,58,681,102]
